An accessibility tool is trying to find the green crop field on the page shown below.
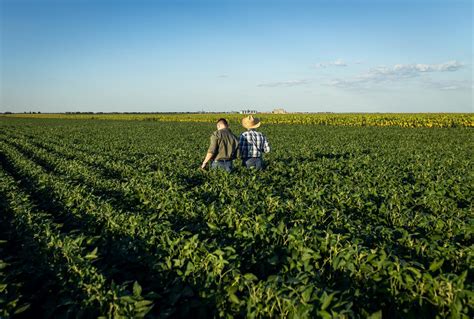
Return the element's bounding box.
[0,117,472,318]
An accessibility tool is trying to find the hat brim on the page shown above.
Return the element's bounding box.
[242,120,261,129]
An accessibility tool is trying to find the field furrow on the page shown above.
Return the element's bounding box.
[0,164,153,318]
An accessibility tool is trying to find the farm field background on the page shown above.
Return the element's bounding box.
[0,117,472,318]
[2,112,473,128]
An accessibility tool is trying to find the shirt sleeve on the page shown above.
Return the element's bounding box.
[238,134,246,157]
[234,135,241,158]
[263,136,270,153]
[207,133,218,155]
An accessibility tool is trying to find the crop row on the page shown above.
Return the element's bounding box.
[7,128,471,277]
[0,119,472,318]
[0,141,250,317]
[0,162,153,318]
[1,138,341,317]
[0,132,358,317]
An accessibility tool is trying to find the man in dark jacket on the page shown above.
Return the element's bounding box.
[200,118,240,172]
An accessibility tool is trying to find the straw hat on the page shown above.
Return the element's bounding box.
[242,115,261,129]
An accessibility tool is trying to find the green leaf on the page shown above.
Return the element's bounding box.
[133,281,142,297]
[135,300,153,307]
[243,273,258,281]
[406,267,421,278]
[207,222,218,230]
[317,310,332,319]
[185,261,194,275]
[321,292,335,310]
[121,296,135,303]
[13,304,31,315]
[302,286,313,302]
[229,293,240,304]
[428,259,444,272]
[85,247,98,259]
[367,310,382,319]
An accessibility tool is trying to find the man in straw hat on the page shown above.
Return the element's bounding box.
[239,115,270,170]
[200,118,240,172]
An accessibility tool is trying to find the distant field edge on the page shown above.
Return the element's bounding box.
[1,113,473,128]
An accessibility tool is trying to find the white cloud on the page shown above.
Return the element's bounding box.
[313,59,347,68]
[391,60,463,74]
[326,61,465,89]
[423,79,472,91]
[257,79,310,88]
[332,59,347,66]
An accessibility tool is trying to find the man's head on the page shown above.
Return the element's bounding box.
[216,118,229,130]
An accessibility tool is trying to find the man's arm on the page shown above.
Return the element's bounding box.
[201,134,217,169]
[263,136,270,153]
[238,134,246,158]
[201,152,214,169]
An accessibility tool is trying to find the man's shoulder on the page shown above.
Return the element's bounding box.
[224,129,239,141]
[214,128,237,139]
[249,130,264,136]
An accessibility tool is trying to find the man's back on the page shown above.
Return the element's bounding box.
[209,128,239,161]
[239,129,270,159]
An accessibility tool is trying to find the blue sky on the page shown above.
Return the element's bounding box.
[0,0,472,113]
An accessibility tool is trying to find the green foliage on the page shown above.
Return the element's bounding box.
[2,112,474,128]
[0,118,472,318]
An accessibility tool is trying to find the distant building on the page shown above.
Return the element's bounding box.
[272,108,287,114]
[240,109,258,114]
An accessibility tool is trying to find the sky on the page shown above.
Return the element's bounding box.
[0,0,472,113]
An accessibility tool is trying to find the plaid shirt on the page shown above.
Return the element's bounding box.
[239,130,270,158]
